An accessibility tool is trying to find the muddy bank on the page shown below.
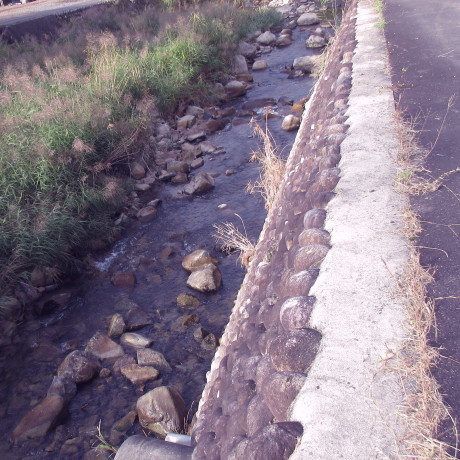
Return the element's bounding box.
[0,2,333,458]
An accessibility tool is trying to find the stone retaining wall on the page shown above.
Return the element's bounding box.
[191,2,358,458]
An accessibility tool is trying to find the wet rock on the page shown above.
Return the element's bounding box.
[225,169,234,176]
[137,349,171,372]
[108,313,126,338]
[200,140,218,154]
[177,115,196,130]
[186,105,204,117]
[136,386,187,437]
[85,332,124,360]
[303,208,326,229]
[121,364,159,385]
[193,327,210,341]
[167,160,190,174]
[47,375,77,403]
[126,306,152,330]
[243,422,303,460]
[120,332,152,348]
[262,372,306,420]
[177,293,200,309]
[12,395,67,442]
[237,41,257,58]
[57,350,101,384]
[186,131,206,143]
[201,118,230,134]
[60,437,82,456]
[252,59,268,71]
[256,31,276,46]
[293,244,330,271]
[297,12,320,26]
[190,158,204,169]
[281,114,301,131]
[293,56,317,73]
[306,34,327,48]
[172,314,200,331]
[130,162,146,180]
[34,291,71,316]
[182,249,218,272]
[298,228,331,246]
[113,354,136,374]
[114,297,139,313]
[111,272,137,288]
[280,296,315,330]
[99,368,111,378]
[171,172,189,184]
[242,98,276,111]
[276,34,293,47]
[109,411,137,445]
[136,206,158,223]
[225,80,247,99]
[268,329,321,373]
[186,264,222,292]
[233,54,249,74]
[184,172,215,195]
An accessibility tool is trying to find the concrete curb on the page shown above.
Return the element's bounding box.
[289,0,408,458]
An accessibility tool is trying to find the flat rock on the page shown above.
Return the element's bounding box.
[57,350,101,384]
[186,263,222,292]
[120,332,152,348]
[120,364,159,385]
[186,131,206,143]
[242,98,276,111]
[137,349,172,372]
[183,172,215,195]
[47,375,77,403]
[12,395,67,442]
[85,332,124,360]
[136,386,187,437]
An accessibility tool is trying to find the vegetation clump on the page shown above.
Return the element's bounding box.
[0,0,281,291]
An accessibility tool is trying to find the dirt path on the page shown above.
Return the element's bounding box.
[385,0,460,451]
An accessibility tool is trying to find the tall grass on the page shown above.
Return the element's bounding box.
[0,1,281,291]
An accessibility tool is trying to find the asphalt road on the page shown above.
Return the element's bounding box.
[385,0,460,451]
[0,0,103,27]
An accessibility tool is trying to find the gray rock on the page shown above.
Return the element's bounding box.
[183,172,215,195]
[166,160,190,174]
[190,158,204,169]
[114,435,192,460]
[108,313,126,338]
[237,41,257,59]
[177,293,200,309]
[185,105,204,117]
[246,394,274,436]
[186,131,206,143]
[126,306,152,330]
[225,80,247,99]
[186,263,222,292]
[276,34,293,47]
[233,54,249,74]
[293,244,330,270]
[252,60,269,71]
[303,208,326,229]
[292,55,317,73]
[121,332,152,348]
[12,395,67,442]
[281,114,301,131]
[256,31,276,46]
[306,34,327,48]
[85,332,124,360]
[298,228,331,246]
[297,12,320,26]
[137,349,171,372]
[176,115,196,130]
[280,296,315,330]
[182,249,217,272]
[199,140,218,154]
[136,387,187,437]
[57,350,101,384]
[269,329,321,373]
[136,206,157,223]
[120,364,159,385]
[130,162,146,180]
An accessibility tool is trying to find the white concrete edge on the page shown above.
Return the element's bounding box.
[289,0,409,458]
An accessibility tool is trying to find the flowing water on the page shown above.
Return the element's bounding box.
[0,26,318,459]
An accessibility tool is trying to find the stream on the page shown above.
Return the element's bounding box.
[0,24,319,459]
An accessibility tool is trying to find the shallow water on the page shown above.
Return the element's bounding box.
[0,26,319,459]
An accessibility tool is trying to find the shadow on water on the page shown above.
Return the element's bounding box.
[0,25,319,458]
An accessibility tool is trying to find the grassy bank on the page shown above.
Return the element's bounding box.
[0,0,281,293]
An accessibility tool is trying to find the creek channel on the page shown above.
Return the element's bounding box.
[0,25,319,459]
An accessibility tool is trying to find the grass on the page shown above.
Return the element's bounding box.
[0,0,281,292]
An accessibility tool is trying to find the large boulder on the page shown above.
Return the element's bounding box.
[186,264,222,292]
[233,55,249,74]
[182,249,217,272]
[256,31,276,46]
[225,80,247,99]
[292,56,317,73]
[183,172,215,195]
[136,387,187,437]
[57,350,101,384]
[281,114,301,131]
[297,12,320,26]
[237,41,257,59]
[12,395,67,442]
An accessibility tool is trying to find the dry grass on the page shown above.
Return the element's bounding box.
[390,103,458,458]
[246,118,286,211]
[213,215,255,268]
